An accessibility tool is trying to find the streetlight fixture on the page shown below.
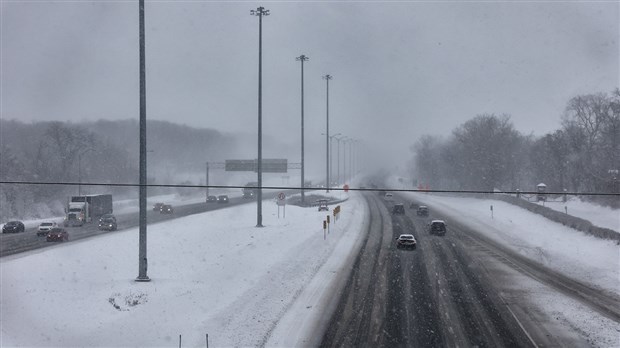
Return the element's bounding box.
[296,54,309,204]
[251,6,269,227]
[322,74,333,192]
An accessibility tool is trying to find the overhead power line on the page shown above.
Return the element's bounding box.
[1,180,618,197]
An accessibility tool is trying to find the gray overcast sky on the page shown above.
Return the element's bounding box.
[2,0,618,172]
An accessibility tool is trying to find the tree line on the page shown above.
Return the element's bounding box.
[0,119,233,219]
[410,89,620,206]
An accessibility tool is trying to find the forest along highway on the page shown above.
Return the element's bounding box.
[0,190,298,257]
[320,192,620,347]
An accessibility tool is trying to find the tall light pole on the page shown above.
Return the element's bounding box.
[205,162,209,200]
[348,138,355,183]
[296,54,309,204]
[322,74,332,192]
[329,133,341,186]
[322,132,341,188]
[136,0,149,282]
[342,138,349,183]
[335,135,347,185]
[343,138,354,183]
[251,6,269,227]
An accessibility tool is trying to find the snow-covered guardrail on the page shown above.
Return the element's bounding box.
[489,194,619,241]
[433,192,619,242]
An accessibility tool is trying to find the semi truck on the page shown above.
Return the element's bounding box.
[65,194,113,227]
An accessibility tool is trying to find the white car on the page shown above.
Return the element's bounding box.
[396,234,417,249]
[37,221,58,237]
[384,193,394,202]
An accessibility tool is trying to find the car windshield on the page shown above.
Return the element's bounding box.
[1,2,618,347]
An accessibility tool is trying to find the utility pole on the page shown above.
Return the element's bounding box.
[251,6,269,227]
[322,74,332,192]
[296,54,309,204]
[136,0,149,282]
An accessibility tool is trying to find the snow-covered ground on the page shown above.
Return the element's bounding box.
[3,179,617,347]
[0,193,363,347]
[537,198,619,232]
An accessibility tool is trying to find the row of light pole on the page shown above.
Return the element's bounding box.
[135,4,357,280]
[326,134,358,186]
[256,6,361,204]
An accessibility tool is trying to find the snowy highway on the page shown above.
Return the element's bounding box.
[2,2,618,347]
[322,193,536,346]
[320,191,620,347]
[1,189,619,346]
[0,191,291,257]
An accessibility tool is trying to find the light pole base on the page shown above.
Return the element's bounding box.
[256,224,264,228]
[135,276,151,282]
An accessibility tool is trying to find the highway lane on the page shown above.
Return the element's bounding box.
[321,192,537,347]
[322,191,620,347]
[320,193,390,347]
[0,190,303,258]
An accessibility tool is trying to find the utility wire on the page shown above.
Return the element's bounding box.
[1,180,619,197]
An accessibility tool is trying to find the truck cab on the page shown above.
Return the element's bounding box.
[65,194,113,226]
[65,201,89,227]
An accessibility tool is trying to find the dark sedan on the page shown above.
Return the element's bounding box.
[2,221,25,234]
[160,204,174,214]
[417,206,429,216]
[392,204,405,215]
[207,195,218,203]
[98,215,117,231]
[429,220,447,236]
[217,195,229,204]
[46,227,69,242]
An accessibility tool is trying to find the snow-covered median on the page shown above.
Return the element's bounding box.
[1,193,365,347]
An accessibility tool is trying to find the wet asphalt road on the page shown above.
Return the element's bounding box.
[321,192,540,347]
